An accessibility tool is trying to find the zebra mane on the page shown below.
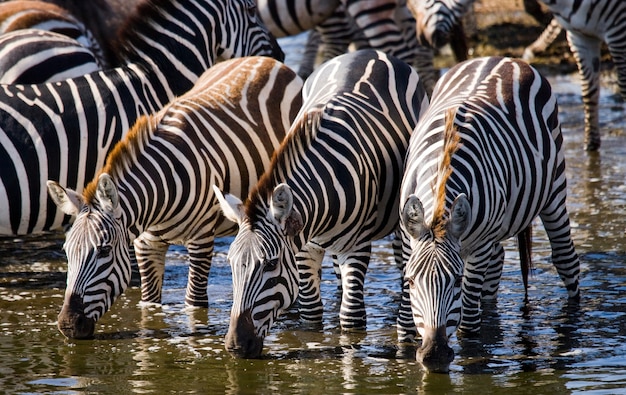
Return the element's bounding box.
[83,114,156,203]
[431,108,461,239]
[245,108,321,220]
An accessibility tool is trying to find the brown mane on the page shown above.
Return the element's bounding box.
[244,108,320,220]
[82,114,155,202]
[431,108,462,239]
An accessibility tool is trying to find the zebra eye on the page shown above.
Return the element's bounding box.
[264,258,279,272]
[406,277,415,288]
[97,245,112,258]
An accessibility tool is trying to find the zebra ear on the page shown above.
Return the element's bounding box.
[448,194,470,240]
[401,195,427,239]
[47,181,84,217]
[213,185,245,224]
[96,173,119,213]
[271,183,303,236]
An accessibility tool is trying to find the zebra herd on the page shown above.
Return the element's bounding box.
[1,0,622,374]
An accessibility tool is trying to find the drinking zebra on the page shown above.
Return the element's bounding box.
[46,56,303,339]
[0,29,101,83]
[398,56,581,372]
[0,0,282,236]
[214,49,429,358]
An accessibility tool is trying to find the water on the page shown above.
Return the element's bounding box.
[1,35,626,393]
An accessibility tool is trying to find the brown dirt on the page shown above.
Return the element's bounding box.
[433,0,613,76]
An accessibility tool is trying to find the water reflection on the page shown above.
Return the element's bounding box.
[1,59,626,393]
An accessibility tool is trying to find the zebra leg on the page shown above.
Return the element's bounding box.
[606,43,626,101]
[134,234,170,304]
[336,242,371,330]
[459,246,492,333]
[539,203,581,301]
[395,228,417,342]
[481,242,504,300]
[297,243,326,324]
[297,30,322,79]
[523,18,563,61]
[184,237,215,307]
[566,30,603,151]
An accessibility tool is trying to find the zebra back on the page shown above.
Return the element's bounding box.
[47,56,303,339]
[0,28,101,83]
[0,0,282,236]
[215,49,429,358]
[399,56,580,372]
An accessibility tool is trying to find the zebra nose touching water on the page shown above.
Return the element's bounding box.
[46,56,303,339]
[214,49,429,358]
[398,56,581,373]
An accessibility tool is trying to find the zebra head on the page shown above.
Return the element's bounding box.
[47,174,132,339]
[406,0,473,49]
[400,193,471,373]
[214,183,302,358]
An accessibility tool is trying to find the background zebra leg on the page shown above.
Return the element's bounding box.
[481,242,504,300]
[296,243,325,325]
[566,31,603,151]
[336,244,371,330]
[134,235,170,304]
[606,45,626,101]
[184,240,214,307]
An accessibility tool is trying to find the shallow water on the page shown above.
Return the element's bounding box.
[1,36,626,393]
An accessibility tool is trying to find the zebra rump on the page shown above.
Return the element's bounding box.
[399,56,581,373]
[215,49,429,358]
[47,56,303,339]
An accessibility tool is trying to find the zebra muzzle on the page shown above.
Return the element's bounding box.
[57,293,95,339]
[224,309,264,358]
[416,326,454,373]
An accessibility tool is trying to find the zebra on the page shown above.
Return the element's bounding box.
[257,0,436,91]
[407,0,626,151]
[214,49,429,358]
[398,56,581,372]
[0,0,106,66]
[297,1,439,94]
[0,0,282,236]
[46,56,303,339]
[0,28,101,84]
[535,0,626,150]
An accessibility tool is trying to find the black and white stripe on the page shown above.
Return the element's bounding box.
[0,0,282,236]
[0,0,106,66]
[398,56,581,372]
[0,28,101,83]
[46,56,302,339]
[257,0,437,91]
[538,0,626,150]
[215,49,429,358]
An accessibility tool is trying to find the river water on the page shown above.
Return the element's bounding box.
[1,34,626,394]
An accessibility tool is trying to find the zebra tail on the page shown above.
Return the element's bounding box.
[518,224,533,305]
